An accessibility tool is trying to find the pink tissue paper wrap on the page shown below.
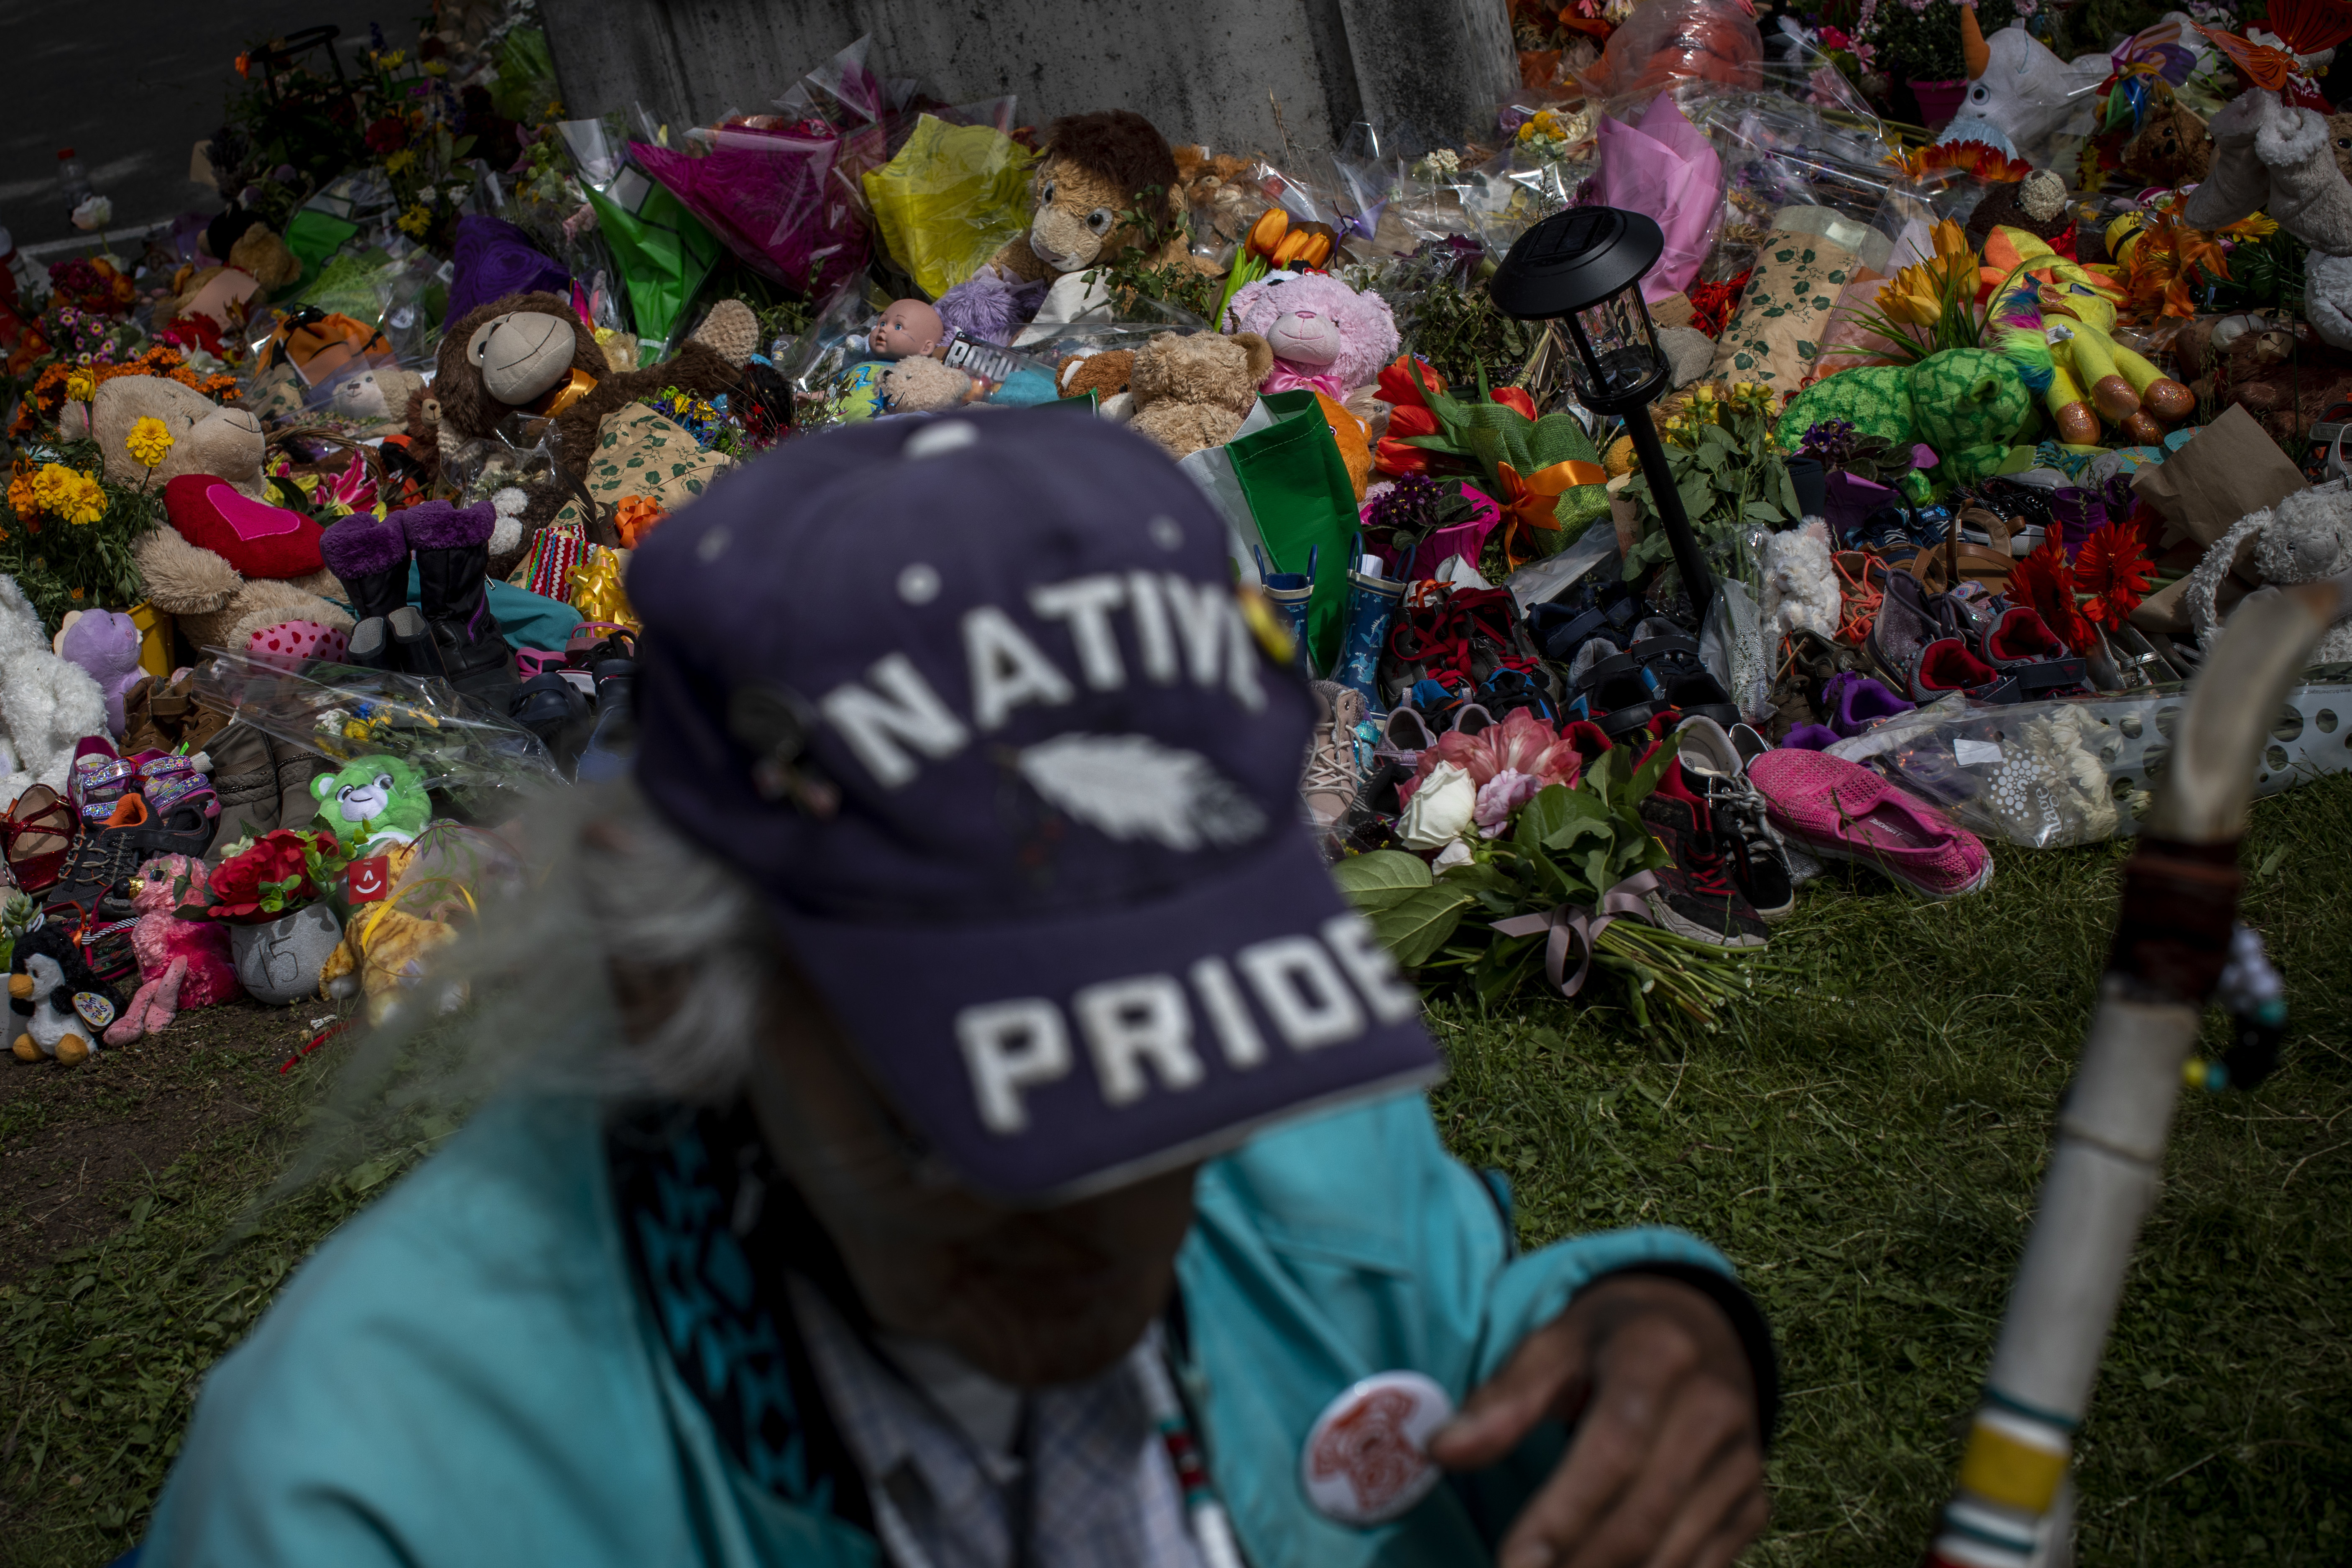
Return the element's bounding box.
[1595,95,1724,304]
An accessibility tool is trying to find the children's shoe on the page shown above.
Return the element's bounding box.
[1566,638,1661,741]
[1635,781,1770,949]
[1748,748,1993,898]
[1377,705,1436,769]
[1975,605,2087,696]
[1254,544,1318,677]
[1331,543,1403,705]
[1627,618,1739,728]
[1674,717,1796,921]
[3,785,75,895]
[1821,672,1914,737]
[1910,637,2014,704]
[1302,681,1368,833]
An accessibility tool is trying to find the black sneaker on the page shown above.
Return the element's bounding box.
[1636,791,1769,949]
[43,800,219,932]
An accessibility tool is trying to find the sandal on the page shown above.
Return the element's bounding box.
[1626,618,1740,728]
[1566,639,1661,740]
[3,785,74,895]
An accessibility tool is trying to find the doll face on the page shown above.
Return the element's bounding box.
[870,301,945,360]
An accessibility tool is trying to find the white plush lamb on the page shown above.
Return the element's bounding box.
[0,575,110,810]
[2183,480,2352,661]
[2184,89,2352,350]
[1760,520,1841,646]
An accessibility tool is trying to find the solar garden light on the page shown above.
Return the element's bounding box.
[1489,207,1716,613]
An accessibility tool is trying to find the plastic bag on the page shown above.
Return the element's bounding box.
[1578,0,1764,100]
[193,652,563,823]
[1700,577,1772,723]
[1827,674,2352,848]
[557,114,725,348]
[633,122,870,294]
[861,113,1038,299]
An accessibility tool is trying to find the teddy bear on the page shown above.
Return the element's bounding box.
[326,365,430,434]
[2182,478,2352,661]
[1057,348,1136,405]
[61,375,351,652]
[9,920,123,1065]
[1223,271,1400,401]
[0,575,109,810]
[1127,331,1276,460]
[154,211,303,335]
[1774,347,2035,493]
[1760,522,1842,646]
[53,609,144,738]
[432,291,756,567]
[1173,144,1263,249]
[310,755,433,853]
[2120,97,2215,189]
[101,854,242,1045]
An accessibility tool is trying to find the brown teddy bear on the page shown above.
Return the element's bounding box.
[1055,349,1136,401]
[985,111,1193,283]
[156,212,304,334]
[1172,145,1262,249]
[2120,99,2216,189]
[61,376,350,650]
[1127,331,1274,459]
[429,292,756,564]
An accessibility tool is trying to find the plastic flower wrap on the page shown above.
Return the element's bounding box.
[192,652,562,825]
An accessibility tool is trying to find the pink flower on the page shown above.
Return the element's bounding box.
[1474,770,1544,836]
[1405,708,1583,807]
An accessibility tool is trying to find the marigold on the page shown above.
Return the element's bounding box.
[63,370,95,403]
[126,416,174,470]
[25,464,105,526]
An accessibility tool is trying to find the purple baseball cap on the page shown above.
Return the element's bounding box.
[628,411,1438,1200]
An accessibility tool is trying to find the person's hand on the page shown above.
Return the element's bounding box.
[1427,1273,1767,1568]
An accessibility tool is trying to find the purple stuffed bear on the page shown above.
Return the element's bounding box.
[56,608,146,738]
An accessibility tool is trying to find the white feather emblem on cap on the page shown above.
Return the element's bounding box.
[1017,733,1267,852]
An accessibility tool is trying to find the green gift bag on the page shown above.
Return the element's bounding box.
[584,180,724,348]
[1228,389,1358,673]
[282,209,360,287]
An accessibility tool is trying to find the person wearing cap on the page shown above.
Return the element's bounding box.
[137,414,1774,1568]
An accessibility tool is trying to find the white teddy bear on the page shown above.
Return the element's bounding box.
[0,575,110,810]
[2184,479,2352,662]
[1760,520,1841,647]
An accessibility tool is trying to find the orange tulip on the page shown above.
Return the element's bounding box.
[1246,208,1290,259]
[1491,386,1538,421]
[1376,355,1446,407]
[1385,404,1439,439]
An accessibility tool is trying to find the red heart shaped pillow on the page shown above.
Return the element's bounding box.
[162,475,325,580]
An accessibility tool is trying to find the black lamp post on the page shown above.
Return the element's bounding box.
[1489,207,1715,613]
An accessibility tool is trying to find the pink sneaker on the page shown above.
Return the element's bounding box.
[1747,748,1992,898]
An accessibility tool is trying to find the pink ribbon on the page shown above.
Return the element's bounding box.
[1489,872,1661,998]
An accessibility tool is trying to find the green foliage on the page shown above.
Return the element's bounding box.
[1619,389,1800,591]
[1381,270,1537,391]
[1338,749,1784,1034]
[2200,229,2307,317]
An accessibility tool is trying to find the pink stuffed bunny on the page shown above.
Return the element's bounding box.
[103,855,243,1045]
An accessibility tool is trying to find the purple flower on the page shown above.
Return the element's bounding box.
[1474,770,1543,836]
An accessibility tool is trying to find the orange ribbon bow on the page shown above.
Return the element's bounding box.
[1496,458,1607,567]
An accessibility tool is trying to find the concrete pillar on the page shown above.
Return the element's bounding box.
[537,0,1513,157]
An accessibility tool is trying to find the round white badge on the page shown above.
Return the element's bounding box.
[1299,1370,1455,1526]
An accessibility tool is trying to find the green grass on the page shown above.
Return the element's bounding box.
[3,781,2349,1565]
[1431,773,2352,1564]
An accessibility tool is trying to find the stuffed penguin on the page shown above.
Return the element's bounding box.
[9,920,123,1066]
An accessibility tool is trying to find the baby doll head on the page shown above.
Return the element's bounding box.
[870,300,947,360]
[1223,272,1400,392]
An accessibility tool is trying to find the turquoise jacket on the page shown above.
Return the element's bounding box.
[141,1090,1751,1566]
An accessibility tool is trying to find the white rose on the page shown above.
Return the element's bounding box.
[1396,762,1477,850]
[71,195,113,231]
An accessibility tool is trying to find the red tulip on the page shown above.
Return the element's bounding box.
[1374,437,1432,476]
[1491,386,1538,421]
[1376,355,1446,408]
[1385,403,1439,439]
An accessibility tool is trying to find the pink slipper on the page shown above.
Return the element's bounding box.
[1747,748,1992,898]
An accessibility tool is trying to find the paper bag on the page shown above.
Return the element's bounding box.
[2130,403,2308,551]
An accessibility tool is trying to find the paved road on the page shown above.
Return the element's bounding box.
[0,3,387,254]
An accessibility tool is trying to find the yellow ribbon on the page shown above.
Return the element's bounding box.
[1496,459,1607,568]
[531,366,601,419]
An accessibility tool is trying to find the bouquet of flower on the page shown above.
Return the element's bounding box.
[1376,355,1611,567]
[1337,741,1783,1034]
[178,829,357,924]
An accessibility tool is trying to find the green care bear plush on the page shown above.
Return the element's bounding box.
[310,756,432,854]
[1775,348,2033,497]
